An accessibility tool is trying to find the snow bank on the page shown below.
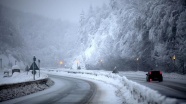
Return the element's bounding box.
[12,65,20,69]
[44,69,177,104]
[0,71,53,102]
[0,72,48,85]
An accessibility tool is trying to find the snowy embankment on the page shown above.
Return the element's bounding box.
[0,72,48,85]
[44,68,177,104]
[0,72,54,102]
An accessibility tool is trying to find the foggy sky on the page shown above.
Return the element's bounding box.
[0,0,109,23]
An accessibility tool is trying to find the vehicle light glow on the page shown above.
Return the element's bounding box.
[160,71,162,74]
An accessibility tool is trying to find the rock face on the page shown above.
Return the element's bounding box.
[0,78,54,102]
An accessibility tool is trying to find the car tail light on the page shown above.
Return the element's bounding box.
[150,79,152,82]
[149,71,151,74]
[160,71,162,74]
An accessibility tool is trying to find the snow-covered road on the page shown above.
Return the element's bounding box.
[42,69,177,104]
[120,72,186,103]
[2,69,184,104]
[1,75,96,104]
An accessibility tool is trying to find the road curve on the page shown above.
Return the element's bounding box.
[1,75,96,104]
[123,74,186,103]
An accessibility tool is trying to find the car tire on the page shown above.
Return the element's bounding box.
[146,77,149,82]
[159,78,163,82]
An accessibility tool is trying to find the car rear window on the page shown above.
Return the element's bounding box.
[151,71,160,75]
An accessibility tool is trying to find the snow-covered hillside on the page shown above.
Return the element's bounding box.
[0,0,185,72]
[0,5,79,68]
[78,0,186,72]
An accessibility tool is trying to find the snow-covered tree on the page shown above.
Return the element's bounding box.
[78,0,186,72]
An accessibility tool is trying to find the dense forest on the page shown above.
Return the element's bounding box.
[0,0,186,73]
[78,0,186,73]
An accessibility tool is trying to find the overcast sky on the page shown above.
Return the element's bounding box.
[0,0,109,23]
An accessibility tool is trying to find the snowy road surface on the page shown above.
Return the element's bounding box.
[121,73,186,103]
[1,75,96,104]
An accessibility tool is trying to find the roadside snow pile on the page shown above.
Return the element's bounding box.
[98,74,176,104]
[12,65,20,70]
[45,69,177,104]
[11,72,20,77]
[0,71,53,102]
[0,72,48,85]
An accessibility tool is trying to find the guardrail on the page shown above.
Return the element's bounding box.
[0,78,54,102]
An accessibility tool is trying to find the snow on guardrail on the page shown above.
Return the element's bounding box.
[0,71,52,102]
